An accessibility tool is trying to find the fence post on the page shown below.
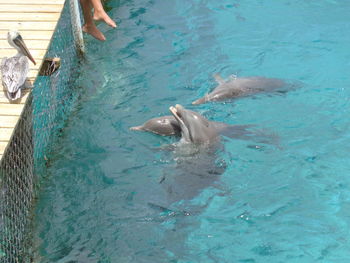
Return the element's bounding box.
[69,0,85,54]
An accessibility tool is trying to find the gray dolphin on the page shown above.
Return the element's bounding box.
[151,105,277,207]
[192,74,287,105]
[169,104,220,144]
[168,104,277,145]
[130,109,274,144]
[130,115,181,136]
[158,104,226,204]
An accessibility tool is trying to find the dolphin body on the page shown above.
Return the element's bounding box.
[145,106,227,260]
[142,106,228,256]
[192,74,287,105]
[137,106,277,206]
[156,104,227,205]
[130,111,222,142]
[130,113,256,141]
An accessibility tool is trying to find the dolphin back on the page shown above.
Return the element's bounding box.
[192,96,207,105]
[192,76,292,105]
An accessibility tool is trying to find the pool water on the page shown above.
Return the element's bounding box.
[33,0,350,262]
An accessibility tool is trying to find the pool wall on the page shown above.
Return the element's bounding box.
[0,1,83,262]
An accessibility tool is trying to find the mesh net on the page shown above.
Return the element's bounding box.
[33,1,83,172]
[0,1,84,262]
[0,98,34,263]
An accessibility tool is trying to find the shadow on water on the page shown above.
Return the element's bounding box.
[151,141,227,205]
[139,141,227,260]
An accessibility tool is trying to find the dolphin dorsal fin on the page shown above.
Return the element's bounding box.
[213,74,225,84]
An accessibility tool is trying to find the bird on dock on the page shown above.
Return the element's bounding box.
[1,31,36,101]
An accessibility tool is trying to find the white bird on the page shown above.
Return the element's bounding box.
[1,31,36,100]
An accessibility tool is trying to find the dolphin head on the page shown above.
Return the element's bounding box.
[130,116,181,136]
[169,104,218,144]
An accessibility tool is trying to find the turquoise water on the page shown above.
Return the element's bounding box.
[33,0,350,262]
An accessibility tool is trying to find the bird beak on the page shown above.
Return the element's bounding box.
[13,35,36,65]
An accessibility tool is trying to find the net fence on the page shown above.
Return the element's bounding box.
[0,0,84,262]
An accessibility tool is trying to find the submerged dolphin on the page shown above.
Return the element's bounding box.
[149,105,277,207]
[192,74,287,105]
[157,104,226,204]
[146,107,230,259]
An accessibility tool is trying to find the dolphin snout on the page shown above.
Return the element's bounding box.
[169,106,176,113]
[130,125,143,131]
[170,105,185,119]
[175,104,183,110]
[170,105,182,122]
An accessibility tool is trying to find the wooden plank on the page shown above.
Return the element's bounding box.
[0,77,35,84]
[0,91,30,104]
[0,69,41,79]
[0,59,44,71]
[0,39,51,50]
[0,128,13,142]
[0,21,58,31]
[29,70,39,79]
[0,5,63,13]
[0,141,7,153]
[0,49,47,59]
[0,12,61,22]
[31,62,44,72]
[0,30,53,40]
[0,0,65,161]
[0,73,38,87]
[0,116,20,128]
[0,58,44,66]
[0,103,25,116]
[0,60,43,80]
[0,0,65,4]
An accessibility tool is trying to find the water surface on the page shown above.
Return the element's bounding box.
[34,0,350,262]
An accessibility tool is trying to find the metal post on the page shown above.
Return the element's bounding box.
[69,0,85,54]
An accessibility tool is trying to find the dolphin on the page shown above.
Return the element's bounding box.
[148,105,277,209]
[167,104,278,145]
[130,115,181,136]
[192,74,288,105]
[169,104,221,144]
[156,104,226,204]
[130,111,269,144]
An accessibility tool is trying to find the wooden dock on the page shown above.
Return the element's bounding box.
[0,0,66,160]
